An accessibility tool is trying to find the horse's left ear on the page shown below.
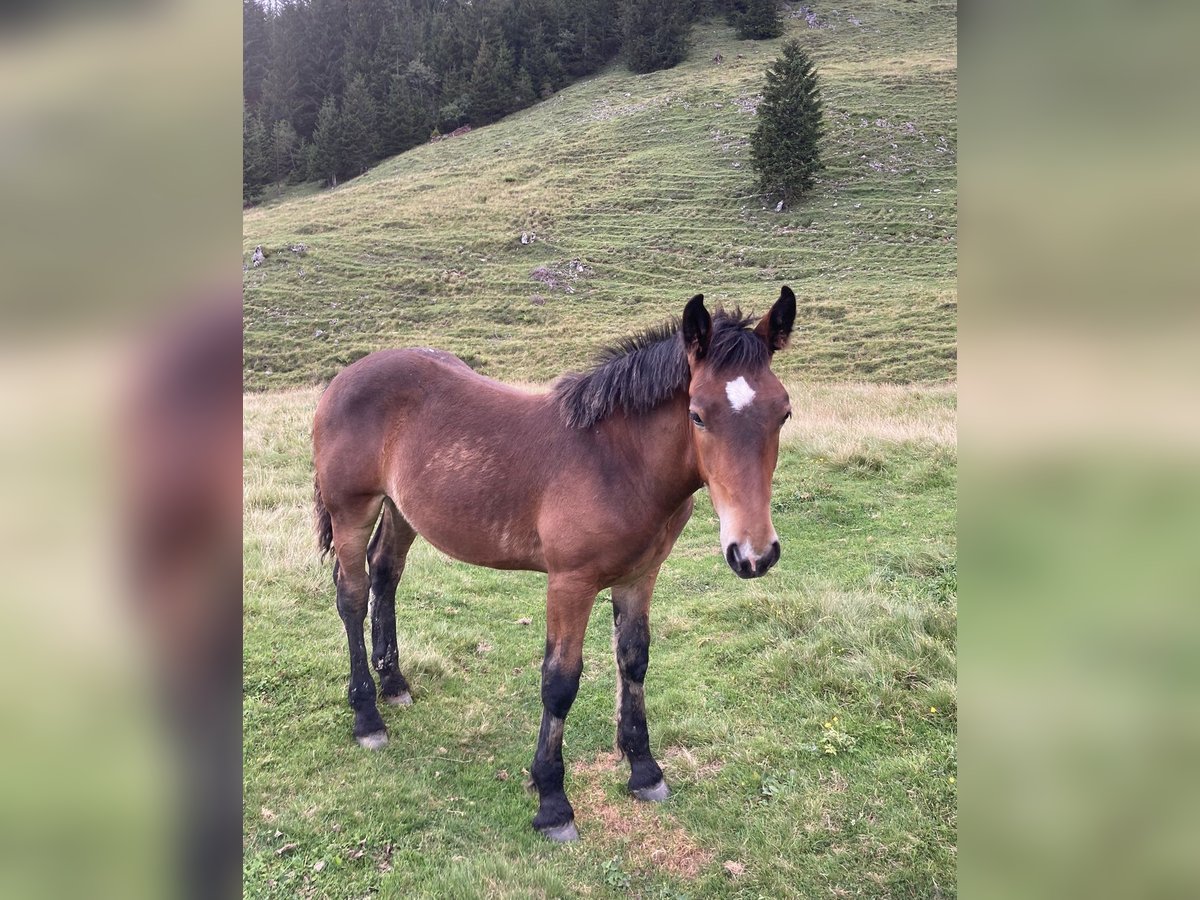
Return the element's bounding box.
[755,285,797,354]
[682,294,712,361]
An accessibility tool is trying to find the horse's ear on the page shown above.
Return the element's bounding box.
[682,294,711,361]
[755,285,797,354]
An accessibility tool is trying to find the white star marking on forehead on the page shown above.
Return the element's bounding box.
[725,376,756,412]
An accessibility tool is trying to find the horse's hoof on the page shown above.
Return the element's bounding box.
[631,780,670,802]
[356,730,389,750]
[384,691,413,706]
[538,820,579,843]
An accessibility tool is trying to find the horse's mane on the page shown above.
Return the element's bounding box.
[553,309,768,429]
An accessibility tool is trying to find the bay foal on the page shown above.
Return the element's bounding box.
[312,288,796,840]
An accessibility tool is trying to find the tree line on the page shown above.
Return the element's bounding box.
[243,0,785,203]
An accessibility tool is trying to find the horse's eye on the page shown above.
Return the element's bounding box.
[781,411,792,427]
[689,411,705,428]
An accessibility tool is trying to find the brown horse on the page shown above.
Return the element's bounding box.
[312,287,796,841]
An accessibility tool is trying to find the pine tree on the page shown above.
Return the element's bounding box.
[339,74,379,178]
[513,66,536,108]
[243,104,270,204]
[621,0,689,74]
[292,138,312,183]
[469,38,517,124]
[733,0,783,40]
[404,56,440,120]
[259,0,306,131]
[243,0,269,109]
[310,95,342,186]
[750,40,824,203]
[269,120,299,182]
[381,75,423,156]
[300,139,320,184]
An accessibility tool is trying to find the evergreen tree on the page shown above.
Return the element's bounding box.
[292,138,312,183]
[381,75,423,156]
[621,0,689,74]
[437,65,472,130]
[343,0,389,97]
[306,0,349,104]
[733,0,782,40]
[564,0,622,75]
[310,95,342,186]
[469,38,517,124]
[339,74,379,178]
[437,96,470,132]
[750,40,824,203]
[259,0,306,130]
[519,28,565,98]
[405,57,440,113]
[243,0,269,109]
[300,139,320,184]
[513,66,536,108]
[269,119,300,182]
[243,104,270,204]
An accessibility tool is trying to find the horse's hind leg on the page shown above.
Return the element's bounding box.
[368,498,417,706]
[329,493,389,749]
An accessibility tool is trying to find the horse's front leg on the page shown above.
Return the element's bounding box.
[530,574,597,842]
[612,568,669,801]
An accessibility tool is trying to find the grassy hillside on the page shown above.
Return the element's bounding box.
[243,2,956,392]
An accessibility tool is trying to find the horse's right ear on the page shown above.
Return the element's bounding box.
[682,294,711,361]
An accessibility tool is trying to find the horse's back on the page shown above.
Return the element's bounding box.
[313,348,553,536]
[316,347,522,432]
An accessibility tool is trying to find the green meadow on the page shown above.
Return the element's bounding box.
[244,4,956,896]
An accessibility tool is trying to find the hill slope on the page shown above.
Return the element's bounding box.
[243,3,956,392]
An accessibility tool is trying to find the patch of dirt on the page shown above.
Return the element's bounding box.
[821,767,849,794]
[571,753,715,880]
[731,95,761,115]
[430,124,472,142]
[589,94,670,122]
[529,259,592,293]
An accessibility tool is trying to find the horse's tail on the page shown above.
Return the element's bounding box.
[314,475,334,561]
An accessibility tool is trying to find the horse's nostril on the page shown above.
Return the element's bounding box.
[726,543,752,578]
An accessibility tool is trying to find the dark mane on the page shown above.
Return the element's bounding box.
[553,309,768,428]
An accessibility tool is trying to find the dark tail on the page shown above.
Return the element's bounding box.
[314,475,333,560]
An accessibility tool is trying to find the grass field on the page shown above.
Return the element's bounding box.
[244,384,956,898]
[244,3,956,896]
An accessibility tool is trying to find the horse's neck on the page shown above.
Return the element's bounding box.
[613,392,703,509]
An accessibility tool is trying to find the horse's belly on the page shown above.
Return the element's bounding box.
[418,519,547,572]
[392,488,546,572]
[386,427,549,570]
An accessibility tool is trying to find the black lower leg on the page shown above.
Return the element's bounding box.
[370,566,410,700]
[614,606,664,792]
[338,580,385,742]
[531,656,581,834]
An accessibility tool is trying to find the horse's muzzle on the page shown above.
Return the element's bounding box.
[725,540,781,579]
